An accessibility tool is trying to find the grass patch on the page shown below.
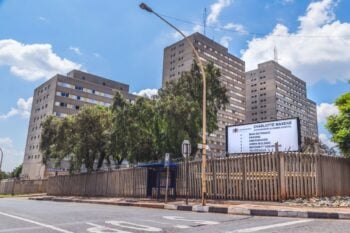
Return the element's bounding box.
[0,194,14,198]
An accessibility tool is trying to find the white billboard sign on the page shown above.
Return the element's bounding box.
[226,118,300,153]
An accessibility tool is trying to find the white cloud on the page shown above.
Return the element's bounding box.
[0,39,81,81]
[0,97,33,120]
[207,0,232,25]
[317,102,339,124]
[223,22,247,35]
[170,24,204,41]
[133,89,158,99]
[192,24,203,33]
[220,36,232,48]
[69,46,82,55]
[319,133,337,149]
[0,137,12,145]
[37,16,48,23]
[280,0,294,4]
[0,137,23,172]
[241,0,350,84]
[298,0,336,31]
[171,30,191,40]
[93,53,101,58]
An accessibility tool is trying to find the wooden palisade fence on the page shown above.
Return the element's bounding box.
[44,152,350,201]
[176,152,350,201]
[47,167,148,197]
[0,179,47,195]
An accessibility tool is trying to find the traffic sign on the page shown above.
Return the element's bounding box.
[182,140,191,158]
[164,153,170,167]
[197,143,210,151]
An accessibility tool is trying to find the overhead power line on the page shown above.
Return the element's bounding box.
[158,13,350,39]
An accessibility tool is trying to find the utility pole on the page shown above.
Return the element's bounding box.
[140,3,208,206]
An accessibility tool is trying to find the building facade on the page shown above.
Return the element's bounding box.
[163,32,246,154]
[245,61,318,145]
[21,70,135,180]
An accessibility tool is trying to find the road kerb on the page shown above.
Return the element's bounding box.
[307,211,339,219]
[228,207,251,215]
[339,213,350,219]
[192,205,209,212]
[164,204,178,210]
[278,210,305,218]
[208,206,228,214]
[28,197,350,220]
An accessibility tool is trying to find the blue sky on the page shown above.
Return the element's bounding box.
[0,0,349,171]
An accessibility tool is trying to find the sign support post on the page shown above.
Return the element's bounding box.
[186,153,189,205]
[164,153,170,204]
[182,140,191,205]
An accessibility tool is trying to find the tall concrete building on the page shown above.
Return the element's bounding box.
[245,61,318,145]
[162,32,246,154]
[21,70,135,180]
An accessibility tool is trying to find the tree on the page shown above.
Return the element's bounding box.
[159,62,228,157]
[10,165,22,178]
[0,171,9,180]
[40,115,75,168]
[40,105,112,173]
[40,115,60,165]
[71,106,112,172]
[110,93,163,164]
[326,84,350,156]
[110,92,132,165]
[40,61,228,170]
[158,94,199,157]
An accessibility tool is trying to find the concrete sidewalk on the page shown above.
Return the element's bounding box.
[29,195,350,220]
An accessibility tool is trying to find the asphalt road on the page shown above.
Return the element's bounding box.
[0,198,349,233]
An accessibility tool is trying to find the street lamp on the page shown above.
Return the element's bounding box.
[140,3,208,206]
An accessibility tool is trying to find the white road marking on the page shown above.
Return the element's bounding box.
[86,222,130,233]
[163,216,219,225]
[0,226,43,232]
[175,225,191,229]
[0,211,73,233]
[142,219,171,225]
[228,219,313,233]
[106,220,162,232]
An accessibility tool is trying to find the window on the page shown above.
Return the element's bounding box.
[75,85,83,90]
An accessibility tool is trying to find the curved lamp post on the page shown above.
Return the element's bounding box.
[139,3,207,205]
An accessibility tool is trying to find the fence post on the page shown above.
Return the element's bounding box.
[105,170,110,196]
[11,179,16,196]
[315,154,323,197]
[94,172,98,196]
[277,143,286,201]
[242,155,247,200]
[225,158,229,200]
[212,160,217,199]
[84,174,88,196]
[133,168,136,197]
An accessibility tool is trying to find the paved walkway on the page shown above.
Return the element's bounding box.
[29,195,350,220]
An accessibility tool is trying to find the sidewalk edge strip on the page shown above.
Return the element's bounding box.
[28,197,350,220]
